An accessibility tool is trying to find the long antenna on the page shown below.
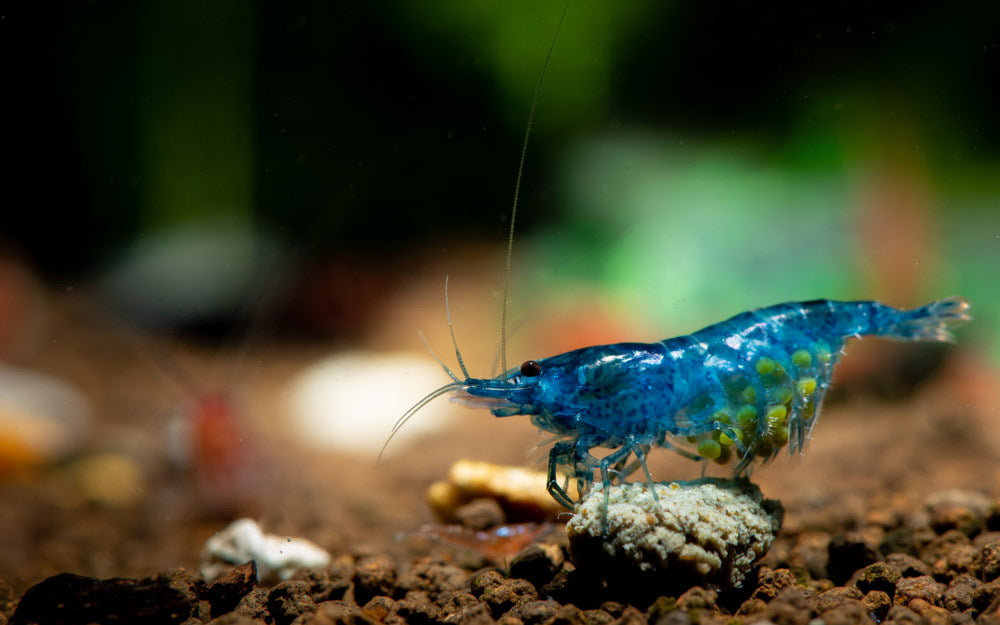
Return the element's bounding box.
[499,1,569,376]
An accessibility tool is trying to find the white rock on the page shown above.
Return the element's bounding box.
[566,478,782,589]
[287,351,455,454]
[201,518,330,582]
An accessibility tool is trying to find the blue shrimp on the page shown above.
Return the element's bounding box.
[381,3,971,514]
[391,296,970,510]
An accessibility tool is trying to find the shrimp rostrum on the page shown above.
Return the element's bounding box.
[392,296,970,510]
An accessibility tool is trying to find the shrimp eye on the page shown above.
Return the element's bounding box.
[520,360,542,377]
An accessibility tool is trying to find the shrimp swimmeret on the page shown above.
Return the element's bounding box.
[389,297,971,509]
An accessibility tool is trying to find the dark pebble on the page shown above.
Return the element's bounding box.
[855,562,900,596]
[814,586,863,613]
[234,587,271,622]
[893,575,944,606]
[883,553,932,578]
[397,558,470,598]
[389,590,442,625]
[470,570,537,618]
[270,580,318,625]
[862,590,892,621]
[828,530,882,585]
[10,572,196,625]
[456,499,507,530]
[509,545,563,590]
[508,599,560,625]
[205,561,258,618]
[751,567,798,602]
[355,554,397,604]
[982,540,1000,582]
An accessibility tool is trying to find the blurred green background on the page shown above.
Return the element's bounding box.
[4,1,998,355]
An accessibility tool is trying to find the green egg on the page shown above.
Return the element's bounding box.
[755,357,777,375]
[736,404,757,425]
[766,404,788,427]
[697,439,722,459]
[792,349,812,368]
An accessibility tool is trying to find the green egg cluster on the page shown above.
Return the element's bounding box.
[690,345,827,465]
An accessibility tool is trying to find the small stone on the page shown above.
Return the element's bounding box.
[509,544,564,589]
[893,575,944,606]
[234,587,271,622]
[906,598,950,625]
[508,599,560,625]
[827,529,882,584]
[542,605,585,625]
[675,587,716,611]
[205,562,258,619]
[354,554,397,604]
[982,540,1000,581]
[943,575,981,612]
[751,567,799,602]
[451,601,496,625]
[396,558,470,598]
[567,479,782,590]
[925,489,995,536]
[818,601,871,625]
[362,595,395,621]
[754,587,814,625]
[862,590,892,621]
[390,590,442,625]
[10,572,197,625]
[610,606,646,625]
[736,598,767,615]
[855,562,900,596]
[599,602,626,618]
[883,553,932,578]
[269,580,317,625]
[470,571,537,618]
[882,604,922,625]
[814,586,864,613]
[580,609,613,625]
[456,498,507,530]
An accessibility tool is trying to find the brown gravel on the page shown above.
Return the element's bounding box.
[10,488,1000,625]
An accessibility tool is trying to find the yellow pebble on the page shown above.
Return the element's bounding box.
[817,347,832,364]
[736,404,757,425]
[766,404,788,427]
[792,349,812,368]
[685,435,698,443]
[755,357,777,375]
[697,439,722,459]
[797,377,817,396]
[741,386,756,403]
[712,410,731,424]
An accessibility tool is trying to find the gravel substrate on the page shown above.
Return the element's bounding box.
[7,487,1000,625]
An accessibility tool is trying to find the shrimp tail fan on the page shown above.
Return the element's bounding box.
[881,296,971,342]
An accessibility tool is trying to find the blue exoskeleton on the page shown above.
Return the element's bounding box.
[391,297,970,510]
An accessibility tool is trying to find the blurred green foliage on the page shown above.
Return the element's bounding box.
[4,1,998,351]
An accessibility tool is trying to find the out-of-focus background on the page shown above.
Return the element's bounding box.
[1,0,998,593]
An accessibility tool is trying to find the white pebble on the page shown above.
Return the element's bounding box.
[201,518,330,582]
[566,478,782,589]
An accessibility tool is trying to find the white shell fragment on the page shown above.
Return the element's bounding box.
[200,518,331,583]
[566,478,783,589]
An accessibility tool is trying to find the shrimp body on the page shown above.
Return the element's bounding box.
[460,297,970,508]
